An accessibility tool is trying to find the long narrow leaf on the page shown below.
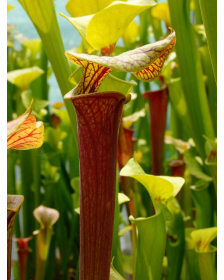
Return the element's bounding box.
[198,0,217,82]
[168,0,215,158]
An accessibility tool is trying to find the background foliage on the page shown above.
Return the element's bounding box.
[7,0,217,279]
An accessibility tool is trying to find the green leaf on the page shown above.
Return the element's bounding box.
[168,0,215,158]
[166,198,185,280]
[7,66,44,90]
[44,127,67,150]
[110,261,125,280]
[122,21,139,46]
[61,0,156,54]
[191,227,217,252]
[186,227,217,280]
[184,150,212,182]
[130,205,166,280]
[197,248,217,280]
[122,107,146,128]
[161,52,176,83]
[198,0,217,82]
[118,193,130,205]
[164,135,191,154]
[21,90,50,119]
[98,74,137,96]
[167,78,192,135]
[185,228,201,280]
[69,67,137,96]
[199,46,217,134]
[120,158,184,206]
[22,39,42,60]
[151,2,171,27]
[41,161,60,185]
[190,180,213,229]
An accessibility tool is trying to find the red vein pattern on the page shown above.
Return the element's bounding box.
[65,30,176,97]
[69,61,112,95]
[133,36,176,81]
[73,92,126,280]
[7,114,44,150]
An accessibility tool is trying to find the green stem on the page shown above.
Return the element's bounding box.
[20,150,34,238]
[31,150,41,209]
[191,181,213,229]
[198,0,217,83]
[112,168,123,275]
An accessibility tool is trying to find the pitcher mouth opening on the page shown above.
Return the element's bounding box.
[64,90,131,104]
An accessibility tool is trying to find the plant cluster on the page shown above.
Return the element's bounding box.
[7,0,217,280]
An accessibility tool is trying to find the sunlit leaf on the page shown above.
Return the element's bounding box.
[22,39,42,59]
[119,225,132,236]
[120,158,184,205]
[98,74,137,95]
[61,0,156,54]
[194,24,206,39]
[21,90,50,119]
[122,20,139,46]
[7,4,14,12]
[191,227,217,253]
[65,30,176,97]
[151,2,171,27]
[164,135,191,154]
[66,0,115,17]
[110,260,125,280]
[122,107,146,129]
[7,100,44,150]
[7,66,44,90]
[59,13,94,53]
[190,227,217,280]
[118,193,130,205]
